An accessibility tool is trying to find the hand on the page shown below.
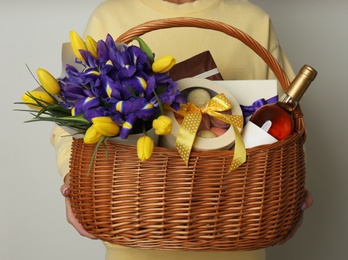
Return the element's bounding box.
[277,189,314,245]
[60,176,98,240]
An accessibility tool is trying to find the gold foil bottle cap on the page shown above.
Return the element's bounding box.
[287,65,318,101]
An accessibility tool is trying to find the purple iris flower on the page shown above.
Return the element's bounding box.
[105,35,124,71]
[127,46,151,72]
[117,64,137,79]
[59,33,184,137]
[77,50,97,68]
[100,74,122,99]
[59,82,86,101]
[97,40,110,62]
[64,65,84,85]
[121,72,149,96]
[84,107,110,122]
[136,106,157,121]
[110,111,125,126]
[119,113,138,139]
[73,97,100,115]
[113,98,149,116]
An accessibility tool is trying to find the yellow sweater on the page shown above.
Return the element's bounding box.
[84,0,294,82]
[51,0,295,259]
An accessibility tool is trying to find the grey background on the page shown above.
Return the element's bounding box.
[1,1,346,259]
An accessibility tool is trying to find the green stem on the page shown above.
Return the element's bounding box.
[153,90,164,115]
[88,136,108,175]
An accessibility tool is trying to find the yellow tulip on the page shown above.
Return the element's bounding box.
[86,35,98,59]
[137,135,154,162]
[91,116,120,137]
[36,68,60,95]
[69,30,87,61]
[152,55,176,73]
[152,115,172,135]
[22,90,55,110]
[84,125,103,144]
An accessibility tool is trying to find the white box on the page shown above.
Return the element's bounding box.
[215,80,278,108]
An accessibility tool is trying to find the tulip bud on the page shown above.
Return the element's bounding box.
[137,135,154,162]
[86,35,98,59]
[22,90,56,110]
[152,115,172,135]
[36,68,60,95]
[84,125,103,144]
[69,30,87,61]
[91,116,120,137]
[152,55,176,73]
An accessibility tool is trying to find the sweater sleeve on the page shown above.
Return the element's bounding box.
[270,45,295,80]
[50,125,73,182]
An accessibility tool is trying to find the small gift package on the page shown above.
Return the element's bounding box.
[160,77,244,152]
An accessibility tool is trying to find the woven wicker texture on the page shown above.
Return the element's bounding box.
[69,17,306,251]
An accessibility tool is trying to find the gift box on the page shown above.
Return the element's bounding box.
[215,80,278,113]
[215,80,278,121]
[169,50,223,81]
[160,78,243,152]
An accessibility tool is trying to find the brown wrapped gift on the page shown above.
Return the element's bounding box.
[169,50,223,81]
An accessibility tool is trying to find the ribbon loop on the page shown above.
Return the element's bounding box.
[173,93,246,172]
[240,95,278,119]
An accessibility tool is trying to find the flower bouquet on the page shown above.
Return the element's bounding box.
[18,32,185,168]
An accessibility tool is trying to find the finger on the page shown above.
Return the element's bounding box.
[65,198,98,239]
[302,189,314,210]
[277,211,304,245]
[277,189,313,245]
[60,184,70,197]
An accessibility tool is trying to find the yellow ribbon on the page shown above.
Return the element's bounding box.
[173,93,246,172]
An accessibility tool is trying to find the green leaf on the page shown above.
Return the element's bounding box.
[133,37,154,64]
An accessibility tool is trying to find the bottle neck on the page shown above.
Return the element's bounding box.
[277,92,298,113]
[277,65,318,113]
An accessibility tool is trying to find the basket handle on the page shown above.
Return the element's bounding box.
[116,17,291,92]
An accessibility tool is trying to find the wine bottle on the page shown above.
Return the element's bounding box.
[242,65,317,148]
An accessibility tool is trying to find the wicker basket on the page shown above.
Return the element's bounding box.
[69,17,306,251]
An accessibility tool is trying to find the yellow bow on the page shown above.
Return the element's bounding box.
[173,93,246,172]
